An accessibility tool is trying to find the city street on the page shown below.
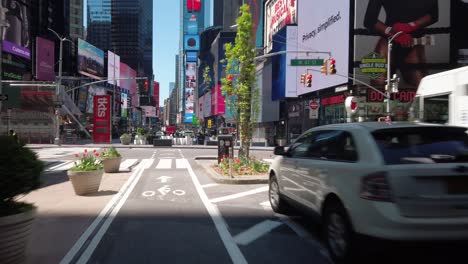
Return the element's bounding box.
[25,147,466,264]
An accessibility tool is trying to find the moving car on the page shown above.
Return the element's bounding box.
[268,122,468,263]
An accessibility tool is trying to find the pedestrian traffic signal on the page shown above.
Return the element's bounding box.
[300,73,306,85]
[306,74,312,87]
[329,59,337,75]
[320,60,328,75]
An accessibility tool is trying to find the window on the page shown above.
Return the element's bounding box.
[287,131,316,158]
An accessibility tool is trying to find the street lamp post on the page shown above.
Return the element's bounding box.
[386,31,403,118]
[48,28,72,145]
[0,7,9,132]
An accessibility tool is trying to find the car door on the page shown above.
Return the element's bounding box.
[279,131,316,202]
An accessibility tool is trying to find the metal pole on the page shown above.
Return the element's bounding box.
[54,38,63,145]
[386,31,403,117]
[0,23,4,130]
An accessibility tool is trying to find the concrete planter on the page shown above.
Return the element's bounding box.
[101,157,122,173]
[0,207,36,264]
[67,170,103,195]
[120,136,131,145]
[134,135,146,145]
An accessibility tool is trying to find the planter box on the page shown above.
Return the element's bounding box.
[101,157,122,173]
[120,137,131,145]
[153,139,172,147]
[0,208,36,264]
[67,170,103,195]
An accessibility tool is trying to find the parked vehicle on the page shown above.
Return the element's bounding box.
[268,122,468,263]
[410,65,468,127]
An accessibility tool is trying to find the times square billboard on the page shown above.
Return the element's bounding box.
[1,0,31,60]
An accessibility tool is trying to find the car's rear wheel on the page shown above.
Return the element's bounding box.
[322,201,355,263]
[269,175,289,214]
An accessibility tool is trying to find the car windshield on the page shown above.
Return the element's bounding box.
[372,127,468,165]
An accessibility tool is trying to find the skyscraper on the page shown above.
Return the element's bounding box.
[87,0,111,51]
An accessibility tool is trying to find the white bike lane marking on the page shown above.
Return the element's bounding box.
[179,149,248,264]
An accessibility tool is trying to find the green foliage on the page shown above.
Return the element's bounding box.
[220,4,258,158]
[70,149,103,172]
[120,133,131,139]
[0,136,43,215]
[217,155,269,176]
[203,66,212,90]
[136,128,144,135]
[100,147,121,158]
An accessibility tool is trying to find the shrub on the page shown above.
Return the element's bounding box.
[100,147,121,158]
[217,155,269,175]
[69,149,103,172]
[0,136,44,216]
[136,128,144,135]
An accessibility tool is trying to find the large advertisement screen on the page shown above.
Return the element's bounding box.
[296,0,350,96]
[1,0,31,59]
[265,0,297,53]
[187,0,201,11]
[121,93,128,118]
[35,37,55,81]
[120,62,137,107]
[184,35,200,50]
[354,0,450,89]
[78,39,105,79]
[184,62,196,122]
[107,51,120,86]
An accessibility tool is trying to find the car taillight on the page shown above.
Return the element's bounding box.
[360,172,393,202]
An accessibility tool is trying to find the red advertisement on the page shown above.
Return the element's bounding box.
[187,0,201,11]
[93,95,111,143]
[154,81,160,115]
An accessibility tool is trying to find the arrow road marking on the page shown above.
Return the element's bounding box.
[157,176,172,183]
[157,185,171,196]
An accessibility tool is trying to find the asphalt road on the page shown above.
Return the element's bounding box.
[34,147,467,264]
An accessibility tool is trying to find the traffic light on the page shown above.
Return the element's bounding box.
[144,80,149,92]
[306,74,312,87]
[207,119,212,128]
[329,59,337,75]
[320,60,328,75]
[300,73,306,85]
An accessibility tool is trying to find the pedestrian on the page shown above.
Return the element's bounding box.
[9,129,19,143]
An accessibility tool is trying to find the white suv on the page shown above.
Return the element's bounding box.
[268,122,468,262]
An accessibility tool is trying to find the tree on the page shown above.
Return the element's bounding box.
[221,4,258,158]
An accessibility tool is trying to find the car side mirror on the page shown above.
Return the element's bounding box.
[274,146,286,156]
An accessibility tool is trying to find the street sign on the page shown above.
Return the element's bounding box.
[359,52,387,79]
[290,59,324,66]
[0,94,8,101]
[310,100,319,110]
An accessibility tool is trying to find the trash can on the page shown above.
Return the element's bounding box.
[217,134,234,164]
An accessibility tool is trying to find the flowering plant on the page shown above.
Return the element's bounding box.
[100,147,121,158]
[70,149,103,171]
[217,155,269,176]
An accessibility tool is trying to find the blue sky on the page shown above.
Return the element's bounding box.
[84,0,180,102]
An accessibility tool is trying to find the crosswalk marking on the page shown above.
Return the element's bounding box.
[210,186,269,203]
[234,220,282,246]
[176,159,188,168]
[156,159,172,169]
[45,161,74,172]
[201,183,219,189]
[119,159,138,171]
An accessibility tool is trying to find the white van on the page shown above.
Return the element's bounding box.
[411,66,468,127]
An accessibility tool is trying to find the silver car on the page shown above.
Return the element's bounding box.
[268,122,468,263]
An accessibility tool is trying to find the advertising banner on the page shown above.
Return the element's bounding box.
[1,0,31,59]
[296,0,350,96]
[203,90,211,117]
[93,95,111,144]
[35,37,55,81]
[186,14,198,34]
[186,51,198,62]
[354,0,451,90]
[184,35,200,50]
[107,51,121,86]
[154,81,160,113]
[142,106,157,117]
[185,62,196,122]
[187,0,201,11]
[78,39,105,79]
[265,0,297,53]
[120,62,137,107]
[121,93,128,118]
[77,87,88,112]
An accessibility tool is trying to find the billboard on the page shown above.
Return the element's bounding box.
[142,106,157,117]
[354,0,451,89]
[184,35,200,50]
[93,95,111,144]
[203,90,212,117]
[121,93,128,118]
[78,39,105,79]
[120,62,137,107]
[35,37,55,81]
[296,0,349,96]
[186,51,198,62]
[107,51,121,86]
[154,81,160,114]
[187,0,201,11]
[1,0,31,59]
[77,87,88,112]
[185,62,196,122]
[265,0,297,53]
[186,14,198,34]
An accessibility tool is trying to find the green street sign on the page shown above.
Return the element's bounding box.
[359,52,387,79]
[290,59,324,66]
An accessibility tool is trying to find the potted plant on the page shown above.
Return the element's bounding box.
[0,136,44,264]
[145,133,154,145]
[134,128,146,145]
[120,133,131,145]
[67,149,104,196]
[100,147,122,173]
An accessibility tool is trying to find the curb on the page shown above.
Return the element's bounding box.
[194,156,217,160]
[197,161,268,185]
[27,144,275,151]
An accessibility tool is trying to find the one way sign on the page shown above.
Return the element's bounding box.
[0,94,8,101]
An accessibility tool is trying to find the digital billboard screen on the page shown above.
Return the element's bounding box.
[184,35,200,50]
[185,62,196,123]
[107,51,121,86]
[35,37,55,81]
[1,0,31,59]
[78,39,105,80]
[265,0,297,53]
[187,0,201,11]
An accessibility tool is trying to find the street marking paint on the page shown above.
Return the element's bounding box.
[157,185,171,196]
[172,190,186,196]
[157,176,172,183]
[45,160,73,172]
[201,183,219,189]
[176,158,188,168]
[179,150,247,264]
[210,186,269,203]
[119,159,138,171]
[156,159,172,169]
[60,158,153,264]
[260,201,271,210]
[142,191,156,197]
[233,220,282,246]
[75,159,153,264]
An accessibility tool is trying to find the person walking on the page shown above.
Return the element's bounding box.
[9,129,19,143]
